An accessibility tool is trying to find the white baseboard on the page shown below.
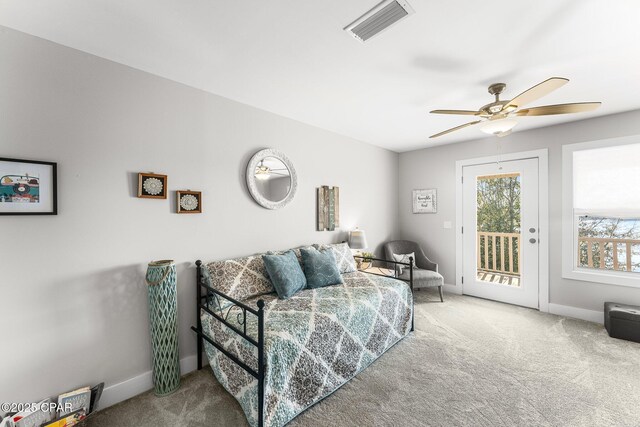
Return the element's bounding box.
[99,354,198,411]
[440,285,601,324]
[548,303,604,324]
[443,283,462,295]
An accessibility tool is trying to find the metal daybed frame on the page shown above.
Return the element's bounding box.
[191,255,414,427]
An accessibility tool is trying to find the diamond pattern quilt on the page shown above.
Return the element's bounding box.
[201,271,413,427]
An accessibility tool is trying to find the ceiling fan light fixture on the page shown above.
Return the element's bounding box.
[480,118,518,136]
[255,165,271,180]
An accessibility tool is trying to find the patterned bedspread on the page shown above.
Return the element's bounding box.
[201,271,413,427]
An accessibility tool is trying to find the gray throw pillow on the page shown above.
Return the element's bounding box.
[315,242,357,273]
[203,254,274,301]
[301,247,344,289]
[262,250,307,299]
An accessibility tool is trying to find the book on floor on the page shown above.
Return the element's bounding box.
[89,382,104,414]
[10,398,55,427]
[41,409,86,427]
[56,387,90,417]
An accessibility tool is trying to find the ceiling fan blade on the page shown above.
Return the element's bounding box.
[430,109,479,116]
[505,77,569,109]
[429,120,482,138]
[515,102,601,116]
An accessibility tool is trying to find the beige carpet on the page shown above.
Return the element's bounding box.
[87,291,640,426]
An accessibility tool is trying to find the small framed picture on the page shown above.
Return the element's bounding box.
[177,190,202,214]
[138,172,167,199]
[413,189,437,214]
[0,157,57,215]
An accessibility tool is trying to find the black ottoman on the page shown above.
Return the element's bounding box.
[605,302,640,343]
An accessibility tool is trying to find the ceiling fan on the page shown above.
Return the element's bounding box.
[429,77,601,138]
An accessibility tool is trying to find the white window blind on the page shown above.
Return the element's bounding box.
[573,142,640,218]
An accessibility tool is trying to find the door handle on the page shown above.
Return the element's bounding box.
[529,238,537,244]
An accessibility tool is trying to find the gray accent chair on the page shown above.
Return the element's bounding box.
[384,240,444,302]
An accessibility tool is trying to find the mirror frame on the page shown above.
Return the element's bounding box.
[246,148,298,210]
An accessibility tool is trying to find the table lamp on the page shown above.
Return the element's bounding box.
[349,228,368,250]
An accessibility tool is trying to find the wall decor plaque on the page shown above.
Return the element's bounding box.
[138,172,167,199]
[177,190,202,214]
[413,189,437,214]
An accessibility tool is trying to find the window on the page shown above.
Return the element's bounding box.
[563,137,640,287]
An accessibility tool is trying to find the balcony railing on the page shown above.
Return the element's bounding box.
[578,237,640,271]
[477,232,521,275]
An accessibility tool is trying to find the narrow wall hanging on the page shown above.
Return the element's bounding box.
[317,186,339,231]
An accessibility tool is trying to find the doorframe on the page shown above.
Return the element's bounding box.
[455,149,549,312]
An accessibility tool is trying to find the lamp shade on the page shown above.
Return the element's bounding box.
[349,228,368,250]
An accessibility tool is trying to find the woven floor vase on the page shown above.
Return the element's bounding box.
[145,259,180,396]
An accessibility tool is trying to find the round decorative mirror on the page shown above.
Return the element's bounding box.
[246,149,297,209]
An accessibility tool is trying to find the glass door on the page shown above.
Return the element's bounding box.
[462,158,539,308]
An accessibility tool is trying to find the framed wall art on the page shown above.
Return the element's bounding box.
[138,172,167,199]
[0,157,57,215]
[413,189,437,214]
[177,190,202,214]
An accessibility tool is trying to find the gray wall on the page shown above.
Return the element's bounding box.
[399,109,640,312]
[0,28,399,405]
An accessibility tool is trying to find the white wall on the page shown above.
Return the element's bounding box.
[399,109,640,313]
[0,27,399,408]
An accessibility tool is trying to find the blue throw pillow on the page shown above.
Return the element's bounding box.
[262,250,307,299]
[300,247,344,289]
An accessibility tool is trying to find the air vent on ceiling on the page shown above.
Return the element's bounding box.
[344,0,415,43]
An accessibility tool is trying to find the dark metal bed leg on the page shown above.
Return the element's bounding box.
[409,257,414,332]
[196,260,203,370]
[257,300,265,427]
[439,285,444,303]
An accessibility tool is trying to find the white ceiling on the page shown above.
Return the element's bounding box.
[1,0,640,152]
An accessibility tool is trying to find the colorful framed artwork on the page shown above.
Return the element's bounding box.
[0,157,57,215]
[137,172,167,199]
[177,190,202,214]
[413,189,437,214]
